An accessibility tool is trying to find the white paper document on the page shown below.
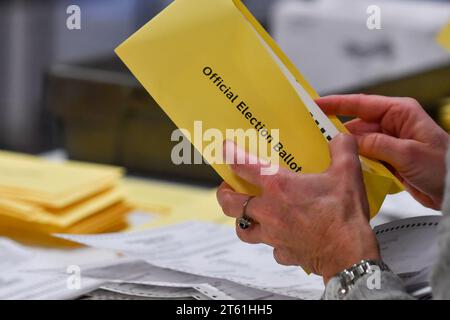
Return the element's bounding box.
[78,259,296,300]
[78,288,205,300]
[0,238,104,300]
[57,222,325,299]
[373,215,441,297]
[57,215,442,300]
[100,282,209,300]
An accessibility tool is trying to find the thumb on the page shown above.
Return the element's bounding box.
[329,133,364,185]
[355,133,411,169]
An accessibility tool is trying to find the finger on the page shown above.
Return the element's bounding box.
[328,133,364,186]
[355,133,416,169]
[235,222,265,244]
[329,134,372,218]
[273,248,296,266]
[216,183,253,218]
[223,140,266,187]
[403,183,437,209]
[316,94,400,122]
[344,119,381,136]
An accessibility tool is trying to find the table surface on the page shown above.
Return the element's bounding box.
[3,149,440,299]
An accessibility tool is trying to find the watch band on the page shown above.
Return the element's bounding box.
[336,259,390,299]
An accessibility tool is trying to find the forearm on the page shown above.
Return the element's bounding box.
[323,271,415,300]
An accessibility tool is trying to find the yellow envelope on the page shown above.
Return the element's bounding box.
[122,177,213,214]
[0,187,124,228]
[136,189,234,231]
[437,22,450,51]
[0,150,123,208]
[0,202,129,247]
[116,0,402,217]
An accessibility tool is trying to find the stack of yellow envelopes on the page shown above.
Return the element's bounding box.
[0,151,130,246]
[439,98,450,132]
[437,22,450,51]
[121,178,215,215]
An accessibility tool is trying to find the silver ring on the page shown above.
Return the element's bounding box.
[238,196,254,230]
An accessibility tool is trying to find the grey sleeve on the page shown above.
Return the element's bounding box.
[431,214,450,299]
[430,146,450,300]
[323,271,414,300]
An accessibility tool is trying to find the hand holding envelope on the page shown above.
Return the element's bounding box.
[217,92,449,279]
[217,134,381,281]
[115,0,402,217]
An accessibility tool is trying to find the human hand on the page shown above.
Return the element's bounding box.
[317,94,449,210]
[217,135,380,283]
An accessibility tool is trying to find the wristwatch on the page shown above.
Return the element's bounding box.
[336,259,390,299]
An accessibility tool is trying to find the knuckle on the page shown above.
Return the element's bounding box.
[220,193,237,217]
[271,214,288,231]
[262,175,281,192]
[273,248,283,264]
[361,133,382,154]
[399,140,417,160]
[277,174,289,192]
[246,198,265,221]
[271,217,283,230]
[395,98,422,116]
[354,94,368,109]
[220,194,232,212]
[216,188,225,205]
[256,204,280,228]
[402,97,420,108]
[337,153,360,171]
[235,227,249,243]
[262,172,291,195]
[251,211,265,226]
[273,248,290,266]
[356,93,367,104]
[266,232,281,247]
[261,223,281,245]
[343,133,358,147]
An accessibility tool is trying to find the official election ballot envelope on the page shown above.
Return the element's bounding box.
[115,0,403,217]
[437,22,450,51]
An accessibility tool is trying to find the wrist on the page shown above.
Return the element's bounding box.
[321,228,381,283]
[322,251,381,284]
[332,259,391,299]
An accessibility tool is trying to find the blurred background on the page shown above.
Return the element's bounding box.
[0,0,449,185]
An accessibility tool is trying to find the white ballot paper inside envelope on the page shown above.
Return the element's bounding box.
[57,215,442,299]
